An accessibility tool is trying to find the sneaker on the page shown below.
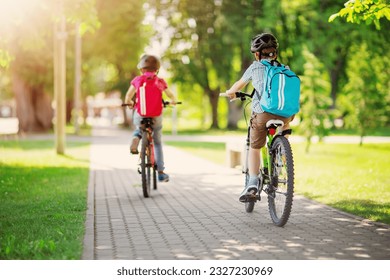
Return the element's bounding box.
[239,184,258,203]
[158,172,169,182]
[130,137,140,154]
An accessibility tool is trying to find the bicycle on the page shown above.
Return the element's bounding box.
[122,101,181,198]
[220,91,294,227]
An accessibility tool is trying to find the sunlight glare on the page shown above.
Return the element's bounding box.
[0,0,41,25]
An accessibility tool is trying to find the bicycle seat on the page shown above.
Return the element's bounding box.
[140,118,154,128]
[266,119,284,128]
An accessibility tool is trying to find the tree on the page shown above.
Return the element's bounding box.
[147,0,223,128]
[299,47,333,152]
[82,0,146,127]
[0,0,99,133]
[339,43,390,145]
[147,0,269,129]
[329,0,390,30]
[0,0,146,132]
[144,0,389,135]
[1,1,54,132]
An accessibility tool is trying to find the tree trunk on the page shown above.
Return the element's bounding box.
[329,47,348,108]
[12,74,53,133]
[227,101,242,129]
[207,89,219,129]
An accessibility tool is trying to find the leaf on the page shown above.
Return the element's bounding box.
[328,13,340,22]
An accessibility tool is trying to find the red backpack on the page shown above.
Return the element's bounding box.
[135,74,163,117]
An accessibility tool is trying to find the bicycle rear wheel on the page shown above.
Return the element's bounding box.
[140,132,151,198]
[267,136,294,227]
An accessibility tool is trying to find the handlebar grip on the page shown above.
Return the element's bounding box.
[219,92,239,102]
[163,101,182,106]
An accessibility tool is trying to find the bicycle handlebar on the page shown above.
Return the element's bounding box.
[163,101,182,107]
[121,101,182,108]
[219,91,252,102]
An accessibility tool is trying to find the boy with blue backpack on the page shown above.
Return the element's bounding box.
[224,33,300,202]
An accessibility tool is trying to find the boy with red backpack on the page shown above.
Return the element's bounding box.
[124,54,177,182]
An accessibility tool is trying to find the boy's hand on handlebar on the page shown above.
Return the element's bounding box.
[219,91,237,99]
[226,91,237,100]
[220,91,238,101]
[122,100,134,108]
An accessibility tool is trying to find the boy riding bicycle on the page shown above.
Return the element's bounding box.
[224,33,294,202]
[124,54,177,182]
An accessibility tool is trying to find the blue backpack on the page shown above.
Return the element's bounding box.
[258,60,300,118]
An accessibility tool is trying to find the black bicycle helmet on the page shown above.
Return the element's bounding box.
[137,54,161,71]
[250,33,278,54]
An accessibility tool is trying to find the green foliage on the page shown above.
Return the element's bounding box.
[0,49,12,68]
[147,0,268,128]
[83,0,146,96]
[329,0,390,30]
[338,43,390,143]
[0,140,90,259]
[0,0,388,137]
[299,47,333,151]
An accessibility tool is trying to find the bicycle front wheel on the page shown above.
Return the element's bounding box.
[153,164,157,190]
[267,136,294,227]
[140,132,151,198]
[244,172,255,213]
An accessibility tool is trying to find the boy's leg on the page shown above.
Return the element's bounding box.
[130,112,142,154]
[151,116,169,182]
[248,147,260,177]
[239,113,267,202]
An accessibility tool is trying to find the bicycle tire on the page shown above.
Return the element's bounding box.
[267,136,294,227]
[153,165,157,190]
[244,172,255,213]
[140,131,151,198]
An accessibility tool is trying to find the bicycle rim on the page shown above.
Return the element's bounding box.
[141,133,151,198]
[267,136,294,227]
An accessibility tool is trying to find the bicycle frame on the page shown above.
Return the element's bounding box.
[244,120,283,195]
[140,118,156,168]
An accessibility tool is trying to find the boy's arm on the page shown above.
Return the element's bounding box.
[124,85,136,105]
[163,88,177,104]
[226,79,248,99]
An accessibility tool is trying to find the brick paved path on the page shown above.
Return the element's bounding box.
[82,125,390,260]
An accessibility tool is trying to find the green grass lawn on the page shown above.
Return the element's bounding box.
[165,141,390,224]
[0,140,90,259]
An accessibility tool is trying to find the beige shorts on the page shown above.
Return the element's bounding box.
[250,112,294,149]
